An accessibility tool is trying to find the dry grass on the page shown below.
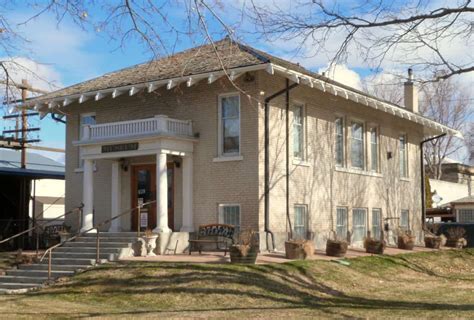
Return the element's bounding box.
[0,249,473,319]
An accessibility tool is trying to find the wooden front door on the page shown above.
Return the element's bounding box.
[131,163,174,231]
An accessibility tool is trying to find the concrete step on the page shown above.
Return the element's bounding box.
[0,282,39,290]
[40,257,106,266]
[51,252,117,260]
[55,247,122,254]
[7,269,74,278]
[19,264,88,272]
[64,241,132,248]
[76,236,137,242]
[0,275,47,284]
[82,232,138,237]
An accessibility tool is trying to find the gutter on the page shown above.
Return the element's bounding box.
[420,133,447,229]
[51,113,66,124]
[264,80,299,251]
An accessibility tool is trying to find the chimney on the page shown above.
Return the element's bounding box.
[404,68,419,113]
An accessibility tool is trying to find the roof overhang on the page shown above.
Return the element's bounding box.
[18,62,462,138]
[0,167,65,179]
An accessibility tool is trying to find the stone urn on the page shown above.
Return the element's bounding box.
[58,231,72,243]
[143,233,159,256]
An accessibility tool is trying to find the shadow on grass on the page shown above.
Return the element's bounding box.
[2,258,469,318]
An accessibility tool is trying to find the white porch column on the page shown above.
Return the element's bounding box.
[109,160,122,232]
[180,155,194,232]
[154,151,171,233]
[81,159,94,232]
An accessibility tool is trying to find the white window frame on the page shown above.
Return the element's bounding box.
[458,209,474,223]
[369,126,379,172]
[399,134,408,178]
[292,103,306,160]
[350,120,365,170]
[371,208,382,240]
[335,116,345,167]
[336,206,348,240]
[218,203,241,234]
[78,113,96,168]
[294,204,308,240]
[352,208,368,245]
[218,93,241,157]
[400,209,409,231]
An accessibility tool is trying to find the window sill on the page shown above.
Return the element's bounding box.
[335,166,383,178]
[400,177,411,182]
[212,155,243,162]
[292,159,311,167]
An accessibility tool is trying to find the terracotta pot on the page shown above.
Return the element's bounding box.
[326,239,348,257]
[424,236,441,249]
[285,241,314,260]
[445,238,466,248]
[365,240,385,254]
[229,245,258,264]
[397,235,415,250]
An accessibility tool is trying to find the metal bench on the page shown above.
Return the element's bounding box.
[188,224,235,255]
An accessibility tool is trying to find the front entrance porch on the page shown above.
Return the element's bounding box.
[73,115,197,240]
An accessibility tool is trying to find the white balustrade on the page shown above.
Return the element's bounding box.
[83,115,193,141]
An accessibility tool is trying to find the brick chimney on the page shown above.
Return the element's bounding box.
[404,68,419,113]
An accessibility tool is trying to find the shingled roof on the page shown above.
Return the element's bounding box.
[22,38,462,138]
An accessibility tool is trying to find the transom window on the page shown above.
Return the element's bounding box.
[458,209,474,223]
[399,135,408,177]
[219,94,240,156]
[352,208,367,244]
[294,205,308,240]
[351,122,365,169]
[335,117,344,166]
[371,208,382,240]
[336,207,348,240]
[370,127,379,172]
[293,104,305,159]
[218,204,241,234]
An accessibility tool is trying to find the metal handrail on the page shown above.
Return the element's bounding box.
[40,200,156,280]
[0,204,83,248]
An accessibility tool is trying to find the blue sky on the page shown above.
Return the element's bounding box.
[1,1,471,163]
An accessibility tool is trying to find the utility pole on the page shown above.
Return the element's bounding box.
[21,79,28,168]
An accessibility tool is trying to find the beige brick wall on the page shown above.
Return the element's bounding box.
[65,75,261,232]
[65,70,424,250]
[257,72,424,249]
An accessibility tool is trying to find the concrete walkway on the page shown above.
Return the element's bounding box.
[121,246,444,264]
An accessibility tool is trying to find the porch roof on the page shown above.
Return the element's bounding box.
[17,38,461,138]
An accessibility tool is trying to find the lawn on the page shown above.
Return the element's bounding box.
[0,249,473,319]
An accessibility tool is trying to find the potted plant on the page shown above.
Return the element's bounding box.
[364,237,385,254]
[229,230,258,264]
[58,224,72,243]
[397,229,416,250]
[325,231,349,257]
[285,239,314,260]
[143,229,159,256]
[445,227,467,248]
[424,222,443,249]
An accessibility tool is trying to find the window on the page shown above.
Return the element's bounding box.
[352,208,367,244]
[79,113,96,168]
[370,127,379,172]
[219,204,240,234]
[335,117,344,166]
[219,94,240,156]
[458,209,474,223]
[336,207,348,240]
[351,122,365,169]
[399,135,408,177]
[294,205,308,240]
[80,113,96,139]
[293,104,304,159]
[371,208,382,240]
[400,210,409,231]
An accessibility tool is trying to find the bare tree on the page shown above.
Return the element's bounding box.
[420,79,472,179]
[247,0,473,82]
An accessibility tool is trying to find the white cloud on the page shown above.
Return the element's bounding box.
[318,64,363,90]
